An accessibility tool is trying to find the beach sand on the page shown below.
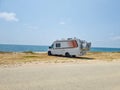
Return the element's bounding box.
[0,60,120,90]
[0,52,120,66]
[0,52,120,90]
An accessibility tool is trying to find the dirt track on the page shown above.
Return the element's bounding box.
[0,62,120,90]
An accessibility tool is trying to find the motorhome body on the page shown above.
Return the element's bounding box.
[48,38,91,57]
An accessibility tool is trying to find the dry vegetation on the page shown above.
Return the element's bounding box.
[0,52,120,65]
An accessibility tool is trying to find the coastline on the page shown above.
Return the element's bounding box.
[0,44,120,52]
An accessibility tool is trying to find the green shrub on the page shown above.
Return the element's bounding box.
[23,51,34,54]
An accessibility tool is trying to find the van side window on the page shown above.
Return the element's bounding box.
[56,43,61,48]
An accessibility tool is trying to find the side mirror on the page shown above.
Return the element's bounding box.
[49,46,52,49]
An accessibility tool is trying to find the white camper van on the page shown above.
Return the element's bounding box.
[48,38,91,57]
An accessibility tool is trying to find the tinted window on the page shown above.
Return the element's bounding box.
[56,43,61,48]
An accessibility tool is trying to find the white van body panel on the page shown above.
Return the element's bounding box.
[48,38,91,57]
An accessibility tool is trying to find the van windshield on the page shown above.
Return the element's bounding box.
[49,44,54,49]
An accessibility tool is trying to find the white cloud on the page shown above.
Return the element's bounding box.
[111,36,120,41]
[59,21,65,25]
[28,26,39,30]
[0,12,19,22]
[23,24,39,30]
[23,24,29,26]
[28,26,38,30]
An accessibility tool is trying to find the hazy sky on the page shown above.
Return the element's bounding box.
[0,0,120,47]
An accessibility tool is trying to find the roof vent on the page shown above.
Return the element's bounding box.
[67,38,72,40]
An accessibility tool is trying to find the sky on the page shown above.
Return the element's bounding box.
[0,0,120,48]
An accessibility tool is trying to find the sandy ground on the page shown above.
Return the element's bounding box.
[0,52,120,90]
[0,52,120,65]
[0,62,120,90]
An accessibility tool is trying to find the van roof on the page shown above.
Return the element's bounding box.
[55,38,78,42]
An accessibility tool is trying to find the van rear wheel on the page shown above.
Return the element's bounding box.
[65,52,70,57]
[72,55,76,57]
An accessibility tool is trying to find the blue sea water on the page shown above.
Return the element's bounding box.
[0,44,120,52]
[90,47,120,52]
[0,44,48,52]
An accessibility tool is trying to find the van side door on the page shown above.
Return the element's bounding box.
[53,42,63,55]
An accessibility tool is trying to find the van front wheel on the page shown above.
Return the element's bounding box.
[48,51,52,56]
[65,52,70,57]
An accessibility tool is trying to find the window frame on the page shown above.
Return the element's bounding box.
[56,43,61,48]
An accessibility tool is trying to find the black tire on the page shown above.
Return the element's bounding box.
[48,51,52,55]
[65,52,70,57]
[72,55,76,58]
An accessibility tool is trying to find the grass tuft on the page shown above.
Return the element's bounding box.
[23,56,39,58]
[22,51,34,54]
[0,51,12,54]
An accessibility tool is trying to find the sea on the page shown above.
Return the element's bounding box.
[0,44,120,52]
